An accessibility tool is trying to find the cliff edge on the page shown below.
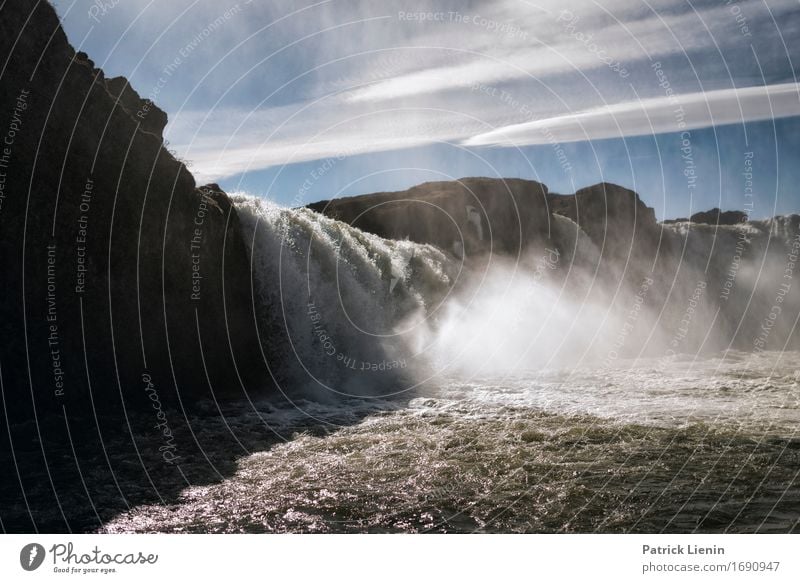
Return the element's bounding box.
[0,2,263,424]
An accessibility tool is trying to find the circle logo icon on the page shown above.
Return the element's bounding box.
[20,543,46,571]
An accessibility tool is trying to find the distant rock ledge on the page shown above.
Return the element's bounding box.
[663,208,749,226]
[309,178,669,261]
[309,178,762,258]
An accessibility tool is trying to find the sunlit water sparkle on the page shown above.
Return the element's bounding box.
[99,352,800,533]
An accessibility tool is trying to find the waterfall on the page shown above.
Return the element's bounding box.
[233,195,457,400]
[234,195,800,391]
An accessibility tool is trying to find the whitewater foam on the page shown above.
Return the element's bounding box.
[233,196,800,397]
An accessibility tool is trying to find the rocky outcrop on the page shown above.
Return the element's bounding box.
[689,208,748,226]
[0,0,264,422]
[663,209,748,225]
[308,179,667,282]
[0,0,270,533]
[308,177,550,257]
[548,182,659,260]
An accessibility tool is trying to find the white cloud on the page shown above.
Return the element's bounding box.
[341,0,782,105]
[179,82,800,183]
[172,105,494,183]
[147,0,800,182]
[464,82,800,147]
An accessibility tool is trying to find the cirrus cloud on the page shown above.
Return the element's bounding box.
[464,82,800,147]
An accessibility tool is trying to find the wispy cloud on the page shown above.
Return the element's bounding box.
[464,82,800,147]
[341,0,788,105]
[115,0,800,183]
[176,82,800,183]
[171,104,494,183]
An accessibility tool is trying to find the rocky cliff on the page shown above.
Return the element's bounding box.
[0,0,264,426]
[308,177,551,257]
[308,178,662,277]
[0,0,266,531]
[548,183,658,253]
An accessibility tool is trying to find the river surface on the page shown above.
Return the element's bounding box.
[99,352,800,533]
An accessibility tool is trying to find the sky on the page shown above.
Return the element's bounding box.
[57,0,800,219]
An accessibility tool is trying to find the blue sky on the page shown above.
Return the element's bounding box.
[57,0,800,219]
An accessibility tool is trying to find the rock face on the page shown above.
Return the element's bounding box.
[309,179,663,272]
[548,182,659,261]
[0,3,263,425]
[689,208,748,226]
[0,0,269,533]
[664,209,749,226]
[308,177,550,257]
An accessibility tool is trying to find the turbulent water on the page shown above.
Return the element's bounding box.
[98,352,800,533]
[93,201,800,533]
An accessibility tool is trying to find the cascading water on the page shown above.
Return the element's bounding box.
[233,195,459,399]
[234,196,800,389]
[99,201,800,534]
[655,217,800,353]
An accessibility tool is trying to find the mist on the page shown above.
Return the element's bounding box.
[234,190,800,403]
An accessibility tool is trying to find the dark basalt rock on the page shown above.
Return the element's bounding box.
[548,182,658,258]
[308,179,665,282]
[104,76,168,138]
[0,0,264,422]
[309,180,662,263]
[689,208,748,226]
[308,177,551,257]
[0,0,270,533]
